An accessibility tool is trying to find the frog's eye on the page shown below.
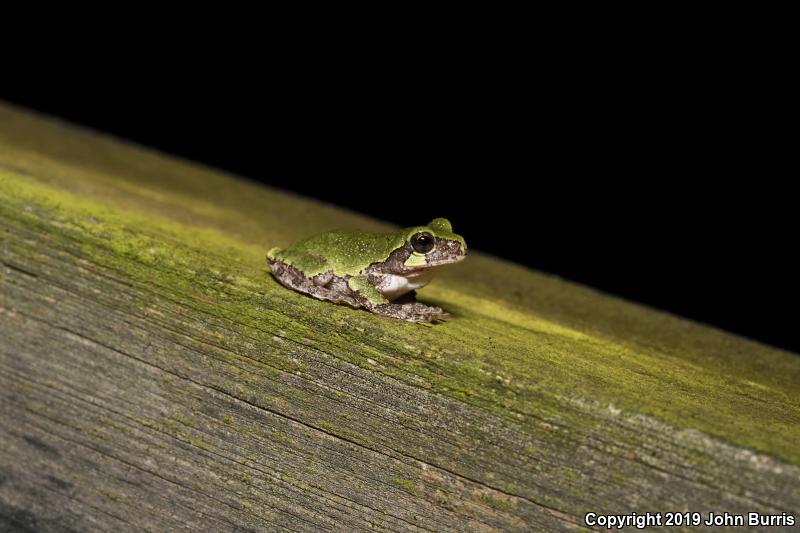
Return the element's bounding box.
[410,232,435,254]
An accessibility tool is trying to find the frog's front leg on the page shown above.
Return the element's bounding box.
[347,276,448,323]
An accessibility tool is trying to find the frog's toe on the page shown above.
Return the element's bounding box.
[397,302,449,323]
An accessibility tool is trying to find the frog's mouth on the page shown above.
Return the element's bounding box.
[400,256,465,274]
[422,255,467,268]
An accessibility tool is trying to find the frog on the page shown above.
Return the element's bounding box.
[266,218,467,322]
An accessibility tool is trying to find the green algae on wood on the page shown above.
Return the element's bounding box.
[1,101,799,532]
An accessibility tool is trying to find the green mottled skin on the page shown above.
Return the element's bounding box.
[267,218,466,277]
[347,275,385,304]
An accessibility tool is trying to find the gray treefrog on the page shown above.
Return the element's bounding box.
[267,218,467,322]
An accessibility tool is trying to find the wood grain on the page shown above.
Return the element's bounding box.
[1,102,798,532]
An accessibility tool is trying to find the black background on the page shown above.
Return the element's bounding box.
[3,69,796,353]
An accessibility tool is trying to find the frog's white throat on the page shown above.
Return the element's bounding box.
[375,270,438,300]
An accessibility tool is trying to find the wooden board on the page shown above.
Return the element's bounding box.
[1,102,798,531]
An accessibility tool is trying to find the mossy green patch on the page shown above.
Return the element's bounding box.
[477,492,514,511]
[394,476,420,495]
[236,470,253,484]
[189,436,211,450]
[172,412,194,427]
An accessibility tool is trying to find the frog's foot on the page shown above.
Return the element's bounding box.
[367,301,449,323]
[346,276,447,323]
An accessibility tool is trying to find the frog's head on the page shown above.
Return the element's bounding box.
[402,218,467,270]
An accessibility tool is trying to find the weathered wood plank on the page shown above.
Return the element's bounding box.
[1,102,799,531]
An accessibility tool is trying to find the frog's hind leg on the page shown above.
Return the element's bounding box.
[268,259,362,308]
[269,262,447,322]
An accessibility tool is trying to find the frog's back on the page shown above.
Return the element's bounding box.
[308,229,405,275]
[272,229,406,276]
